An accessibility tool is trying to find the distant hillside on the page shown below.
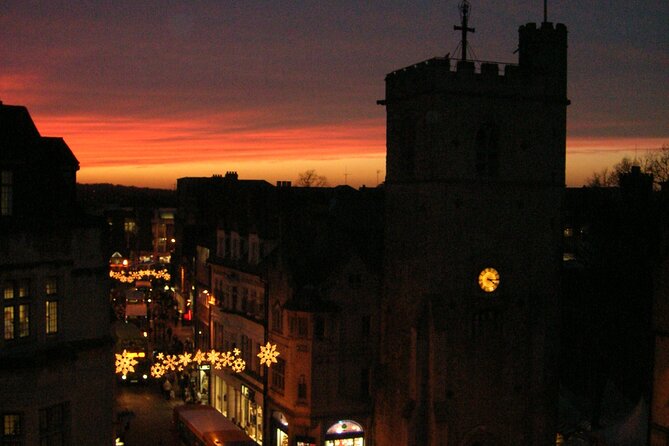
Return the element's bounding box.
[77,183,176,210]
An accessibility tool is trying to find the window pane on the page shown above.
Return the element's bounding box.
[4,283,14,300]
[45,278,57,296]
[4,307,15,340]
[18,280,29,298]
[3,413,21,435]
[19,304,29,337]
[46,301,58,334]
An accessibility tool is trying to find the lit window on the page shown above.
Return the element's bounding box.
[3,283,13,300]
[18,304,29,338]
[1,170,13,216]
[45,278,57,296]
[2,413,22,443]
[3,280,31,341]
[17,281,28,298]
[46,301,58,334]
[4,307,14,340]
[124,220,137,234]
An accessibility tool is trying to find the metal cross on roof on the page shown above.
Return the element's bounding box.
[454,1,475,61]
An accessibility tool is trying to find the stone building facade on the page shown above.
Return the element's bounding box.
[0,102,113,445]
[375,21,568,445]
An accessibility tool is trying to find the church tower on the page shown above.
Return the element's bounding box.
[374,6,568,445]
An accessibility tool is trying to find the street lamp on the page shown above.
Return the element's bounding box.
[207,292,215,350]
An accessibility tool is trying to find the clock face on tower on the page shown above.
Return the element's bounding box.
[478,267,500,292]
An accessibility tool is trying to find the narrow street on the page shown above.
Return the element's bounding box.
[114,313,195,446]
[114,381,185,446]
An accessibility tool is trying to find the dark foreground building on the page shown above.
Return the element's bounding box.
[0,101,113,444]
[375,16,568,446]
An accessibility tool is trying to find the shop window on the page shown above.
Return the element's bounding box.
[325,420,365,446]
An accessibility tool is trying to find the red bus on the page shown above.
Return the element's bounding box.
[173,405,257,446]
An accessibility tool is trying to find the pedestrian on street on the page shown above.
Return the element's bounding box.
[162,378,172,400]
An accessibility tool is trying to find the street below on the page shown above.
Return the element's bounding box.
[115,382,185,446]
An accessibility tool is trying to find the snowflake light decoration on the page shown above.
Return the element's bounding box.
[178,352,192,368]
[151,362,165,378]
[257,342,280,367]
[116,345,281,379]
[219,351,234,368]
[109,268,171,283]
[193,349,206,365]
[231,357,246,373]
[163,355,178,371]
[115,350,139,376]
[206,350,220,364]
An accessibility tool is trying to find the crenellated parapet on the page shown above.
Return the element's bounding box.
[383,22,567,105]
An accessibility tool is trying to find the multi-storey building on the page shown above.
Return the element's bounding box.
[375,15,568,445]
[561,167,658,443]
[179,174,383,445]
[652,183,669,445]
[0,101,113,444]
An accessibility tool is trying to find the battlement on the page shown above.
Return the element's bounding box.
[384,57,521,102]
[383,21,567,104]
[386,56,517,82]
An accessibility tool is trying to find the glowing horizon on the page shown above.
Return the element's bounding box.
[1,2,666,190]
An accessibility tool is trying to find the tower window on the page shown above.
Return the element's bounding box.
[475,124,499,176]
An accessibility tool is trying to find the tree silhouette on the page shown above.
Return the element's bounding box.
[586,145,669,188]
[296,169,327,187]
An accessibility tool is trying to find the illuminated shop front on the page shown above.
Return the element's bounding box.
[273,411,289,446]
[324,420,364,446]
[210,370,263,443]
[196,364,210,405]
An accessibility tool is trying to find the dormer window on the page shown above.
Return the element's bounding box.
[1,170,12,216]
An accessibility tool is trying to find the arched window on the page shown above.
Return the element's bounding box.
[325,420,364,446]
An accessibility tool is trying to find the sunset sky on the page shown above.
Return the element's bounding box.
[0,1,666,189]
